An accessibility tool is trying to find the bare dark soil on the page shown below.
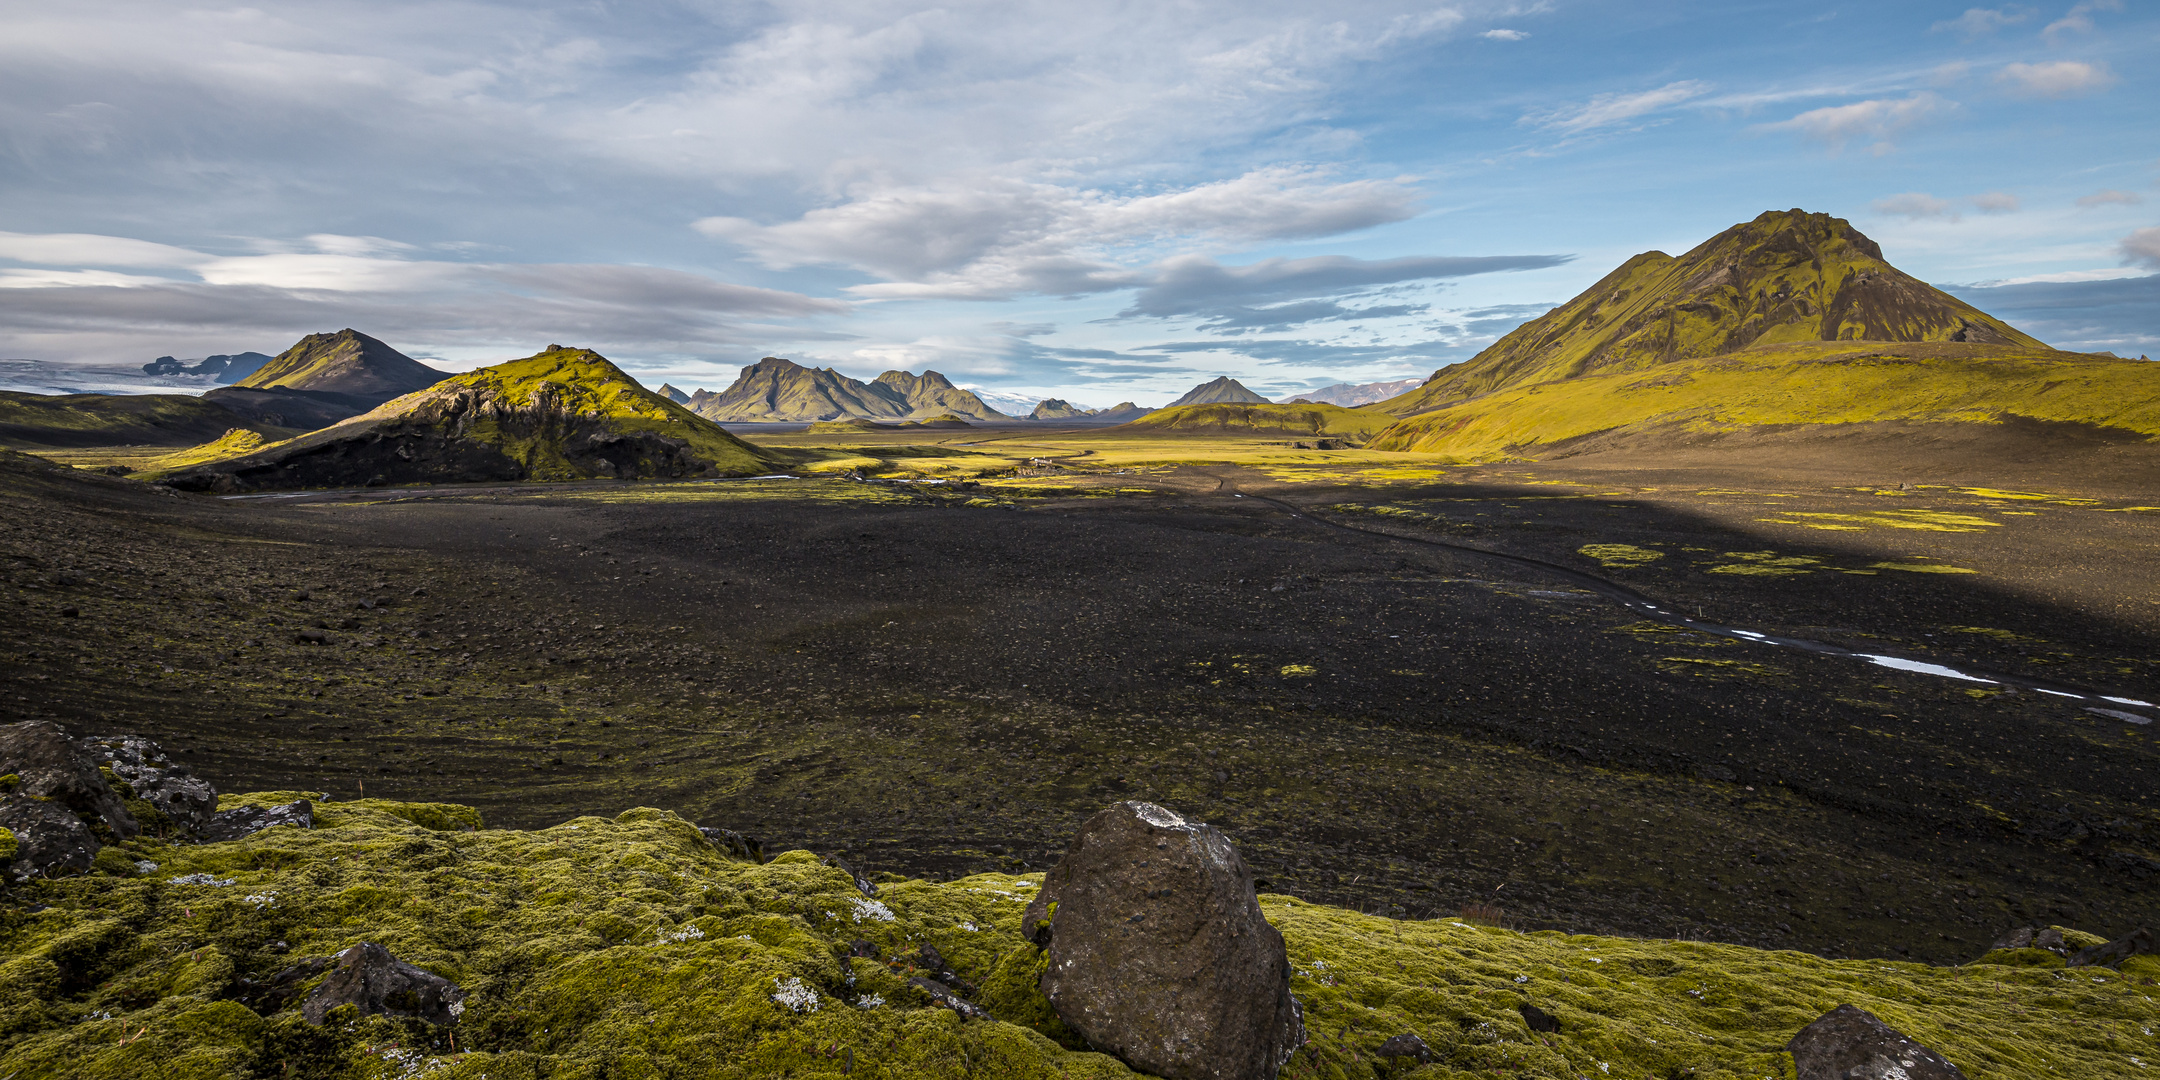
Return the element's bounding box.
[3,442,2156,969]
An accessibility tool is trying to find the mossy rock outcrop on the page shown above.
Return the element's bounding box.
[2,796,2154,1079]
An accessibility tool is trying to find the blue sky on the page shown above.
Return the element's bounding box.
[0,0,2153,406]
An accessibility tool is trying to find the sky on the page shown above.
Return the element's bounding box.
[0,0,2154,406]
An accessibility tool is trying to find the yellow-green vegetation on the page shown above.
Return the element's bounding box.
[806,418,887,433]
[1871,562,1979,574]
[137,428,269,472]
[1374,209,2045,418]
[4,797,2154,1080]
[1705,551,1824,576]
[1117,402,1394,440]
[1657,656,1786,679]
[1578,543,1665,568]
[1757,509,2004,533]
[144,347,782,483]
[1368,341,2160,459]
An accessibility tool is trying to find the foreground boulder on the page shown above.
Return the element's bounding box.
[0,797,98,882]
[1788,1004,1966,1080]
[79,734,218,835]
[1022,801,1304,1080]
[1,720,139,840]
[199,799,314,843]
[2069,928,2155,968]
[302,942,467,1026]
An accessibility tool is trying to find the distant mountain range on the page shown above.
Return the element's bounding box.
[1282,379,1422,407]
[141,352,274,384]
[685,357,1008,422]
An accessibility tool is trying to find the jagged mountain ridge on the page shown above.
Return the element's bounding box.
[233,329,449,399]
[1377,209,2046,417]
[688,357,1007,422]
[158,346,779,490]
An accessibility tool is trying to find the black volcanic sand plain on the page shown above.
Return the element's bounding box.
[3,428,2157,971]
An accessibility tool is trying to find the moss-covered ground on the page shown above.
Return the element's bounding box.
[1367,342,2160,459]
[4,796,2155,1079]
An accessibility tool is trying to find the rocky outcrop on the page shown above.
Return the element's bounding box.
[200,799,314,843]
[1023,801,1304,1080]
[1,720,139,841]
[1788,1004,1966,1080]
[2068,928,2155,968]
[0,797,99,882]
[79,734,218,835]
[302,942,467,1026]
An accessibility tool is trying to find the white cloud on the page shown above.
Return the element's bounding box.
[699,168,1426,300]
[1995,60,2115,98]
[2121,227,2160,270]
[1763,92,1950,155]
[0,231,211,269]
[2077,189,2144,208]
[1481,28,1529,41]
[2043,0,2123,43]
[1973,191,2021,213]
[1872,193,1958,220]
[1930,7,2034,38]
[1528,81,1710,135]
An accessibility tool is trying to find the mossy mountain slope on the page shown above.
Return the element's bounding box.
[3,793,2152,1080]
[232,329,448,399]
[1165,376,1269,407]
[1366,341,2160,458]
[1376,210,2047,417]
[154,347,780,490]
[1118,402,1395,440]
[690,358,1007,422]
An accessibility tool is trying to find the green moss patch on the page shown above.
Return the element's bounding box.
[2,798,2155,1079]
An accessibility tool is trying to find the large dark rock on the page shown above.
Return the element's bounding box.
[233,956,332,1016]
[1788,1004,1966,1080]
[1989,926,2068,955]
[0,720,138,839]
[2068,928,2155,968]
[698,825,764,863]
[301,942,466,1026]
[1021,801,1304,1080]
[1376,1033,1434,1063]
[200,799,314,843]
[0,796,99,882]
[79,734,218,836]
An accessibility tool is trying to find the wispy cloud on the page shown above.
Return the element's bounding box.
[1481,28,1529,41]
[2122,227,2160,269]
[1973,191,2021,213]
[2043,0,2123,43]
[1119,252,1570,319]
[2077,189,2144,208]
[1763,92,1950,155]
[1527,81,1710,136]
[1930,7,2035,39]
[1872,193,1958,220]
[1995,60,2115,98]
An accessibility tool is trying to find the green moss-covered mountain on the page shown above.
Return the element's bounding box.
[1117,402,1395,440]
[1375,209,2047,418]
[231,329,448,399]
[0,391,293,449]
[1164,376,1269,408]
[1360,209,2160,459]
[153,346,782,490]
[689,358,1008,422]
[4,794,2153,1080]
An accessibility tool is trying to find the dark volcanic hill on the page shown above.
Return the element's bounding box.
[203,329,449,430]
[0,391,292,449]
[1165,377,1268,407]
[689,357,1005,422]
[1377,209,2046,417]
[159,346,779,491]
